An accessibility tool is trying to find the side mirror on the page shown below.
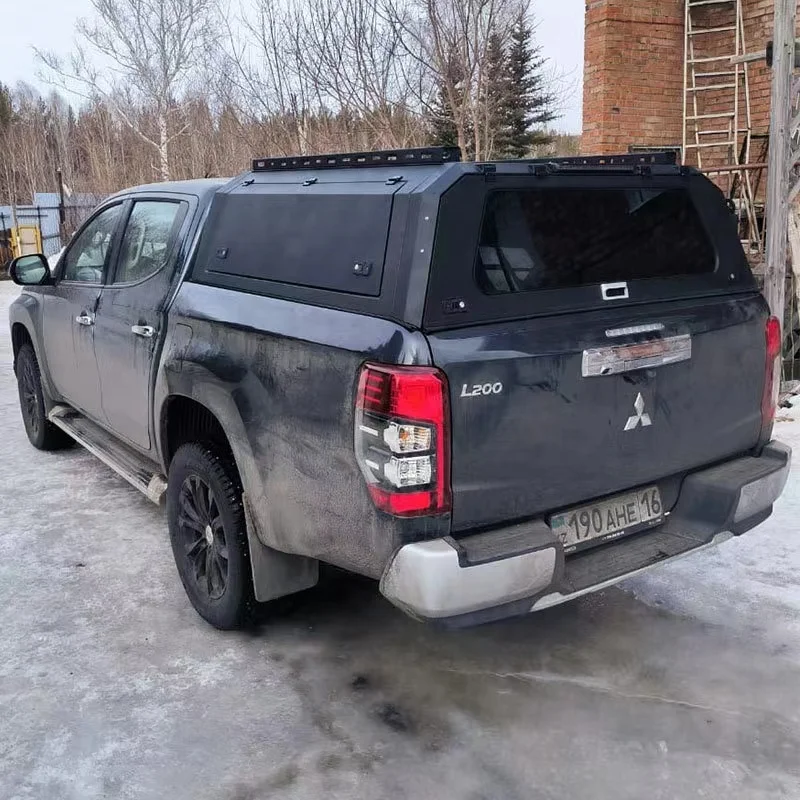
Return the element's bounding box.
[8,254,51,286]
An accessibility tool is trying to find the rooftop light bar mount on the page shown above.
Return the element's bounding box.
[252,146,463,172]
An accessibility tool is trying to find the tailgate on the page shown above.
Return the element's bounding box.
[420,167,767,532]
[429,295,767,531]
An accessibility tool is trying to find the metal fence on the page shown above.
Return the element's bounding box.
[1,192,105,267]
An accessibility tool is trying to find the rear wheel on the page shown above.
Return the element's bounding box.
[167,443,255,629]
[15,343,71,451]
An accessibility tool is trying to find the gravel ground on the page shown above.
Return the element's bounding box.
[1,280,800,800]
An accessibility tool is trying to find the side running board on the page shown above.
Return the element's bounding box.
[48,405,168,505]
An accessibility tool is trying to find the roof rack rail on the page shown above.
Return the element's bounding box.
[252,146,462,172]
[521,151,679,168]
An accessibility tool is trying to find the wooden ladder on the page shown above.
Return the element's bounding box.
[683,0,762,255]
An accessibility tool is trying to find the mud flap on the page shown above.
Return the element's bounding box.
[242,493,319,602]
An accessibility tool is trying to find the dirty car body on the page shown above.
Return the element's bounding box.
[8,149,791,628]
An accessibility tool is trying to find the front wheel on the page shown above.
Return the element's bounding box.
[15,343,72,451]
[167,443,255,630]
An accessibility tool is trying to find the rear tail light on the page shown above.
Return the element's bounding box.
[760,316,782,445]
[355,363,451,517]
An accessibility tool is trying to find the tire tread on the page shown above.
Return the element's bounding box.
[167,442,255,629]
[16,343,72,451]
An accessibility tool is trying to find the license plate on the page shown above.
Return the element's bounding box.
[549,487,664,554]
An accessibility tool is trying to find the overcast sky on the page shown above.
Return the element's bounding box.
[0,0,585,134]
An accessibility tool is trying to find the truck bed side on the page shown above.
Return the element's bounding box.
[156,282,448,578]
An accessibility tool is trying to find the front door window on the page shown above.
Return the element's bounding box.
[61,205,122,284]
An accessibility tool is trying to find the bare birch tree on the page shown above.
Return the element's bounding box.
[36,0,213,181]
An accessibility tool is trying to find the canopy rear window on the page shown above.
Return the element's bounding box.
[476,188,716,296]
[423,173,754,331]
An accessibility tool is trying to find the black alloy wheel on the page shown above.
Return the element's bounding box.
[176,475,229,601]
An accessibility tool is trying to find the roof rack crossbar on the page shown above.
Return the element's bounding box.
[252,146,462,172]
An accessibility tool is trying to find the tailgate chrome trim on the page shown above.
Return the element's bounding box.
[605,322,665,338]
[582,334,692,377]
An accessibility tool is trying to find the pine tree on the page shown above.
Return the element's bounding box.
[429,52,466,152]
[0,83,13,130]
[503,9,557,158]
[484,31,512,158]
[429,89,459,150]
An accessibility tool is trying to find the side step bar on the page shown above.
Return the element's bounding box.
[48,405,168,505]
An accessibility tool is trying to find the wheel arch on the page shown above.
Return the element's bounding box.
[10,319,58,408]
[160,394,237,470]
[11,322,34,369]
[9,294,56,402]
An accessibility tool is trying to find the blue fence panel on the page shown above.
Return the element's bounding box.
[0,193,103,257]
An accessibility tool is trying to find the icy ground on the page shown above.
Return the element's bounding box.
[1,280,799,800]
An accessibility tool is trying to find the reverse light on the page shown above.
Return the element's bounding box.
[355,363,451,517]
[384,455,433,488]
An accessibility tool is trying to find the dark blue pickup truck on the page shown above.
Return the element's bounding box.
[7,147,791,629]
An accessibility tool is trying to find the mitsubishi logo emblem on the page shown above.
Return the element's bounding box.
[624,393,652,431]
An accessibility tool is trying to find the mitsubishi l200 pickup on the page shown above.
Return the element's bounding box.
[8,147,791,629]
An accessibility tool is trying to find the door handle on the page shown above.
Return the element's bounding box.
[75,313,94,326]
[131,325,155,338]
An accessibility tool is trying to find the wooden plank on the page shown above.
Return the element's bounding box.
[764,0,798,330]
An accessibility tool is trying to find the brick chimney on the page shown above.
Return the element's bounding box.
[583,0,685,156]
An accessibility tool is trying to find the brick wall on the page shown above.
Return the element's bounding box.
[583,0,779,165]
[743,1,779,140]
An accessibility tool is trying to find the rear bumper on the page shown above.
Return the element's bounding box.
[379,441,791,625]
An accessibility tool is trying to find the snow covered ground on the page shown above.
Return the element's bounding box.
[1,279,799,800]
[625,406,800,660]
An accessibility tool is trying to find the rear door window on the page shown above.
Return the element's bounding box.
[114,200,187,284]
[476,188,716,295]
